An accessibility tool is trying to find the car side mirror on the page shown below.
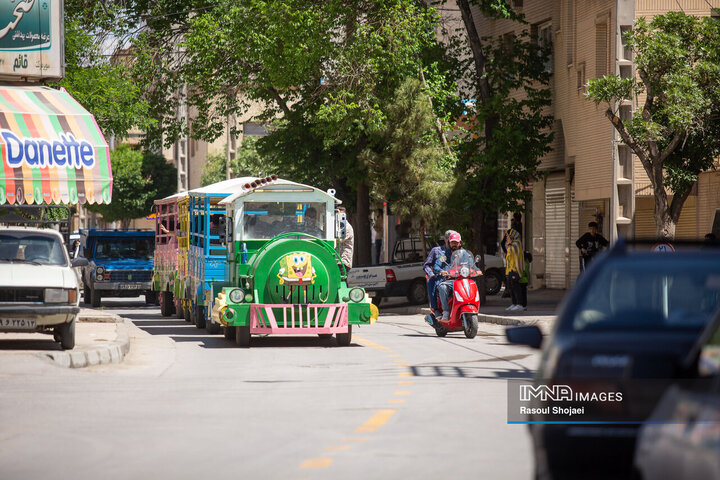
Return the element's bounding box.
[506,325,543,349]
[71,257,89,268]
[336,212,347,239]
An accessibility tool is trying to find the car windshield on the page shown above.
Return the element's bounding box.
[567,256,720,332]
[243,202,326,240]
[450,249,476,269]
[0,233,67,265]
[94,238,154,259]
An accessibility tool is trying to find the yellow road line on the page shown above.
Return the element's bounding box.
[354,336,392,352]
[393,359,406,363]
[355,409,397,433]
[398,372,414,377]
[388,354,401,357]
[299,458,333,469]
[389,399,406,404]
[397,364,409,368]
[398,381,414,385]
[394,391,411,395]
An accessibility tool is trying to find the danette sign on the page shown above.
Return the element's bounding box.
[1,129,97,169]
[0,0,63,80]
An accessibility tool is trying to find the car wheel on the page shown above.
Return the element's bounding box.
[58,319,76,350]
[195,305,206,329]
[485,270,504,296]
[407,279,427,304]
[206,319,220,334]
[336,325,352,346]
[464,314,478,339]
[174,298,184,319]
[224,325,235,340]
[235,325,251,347]
[83,285,90,305]
[160,291,173,317]
[91,287,101,308]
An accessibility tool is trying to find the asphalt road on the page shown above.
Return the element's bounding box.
[0,297,540,480]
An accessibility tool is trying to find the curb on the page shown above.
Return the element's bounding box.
[477,313,529,326]
[40,319,131,369]
[77,309,125,323]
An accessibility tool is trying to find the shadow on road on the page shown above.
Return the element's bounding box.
[409,364,534,380]
[0,336,60,351]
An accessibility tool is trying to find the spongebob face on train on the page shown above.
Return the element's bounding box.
[277,252,317,285]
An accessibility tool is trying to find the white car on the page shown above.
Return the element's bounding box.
[0,227,88,349]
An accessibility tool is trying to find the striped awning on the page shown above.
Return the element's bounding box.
[0,84,112,205]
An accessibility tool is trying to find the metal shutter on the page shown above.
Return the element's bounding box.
[545,175,567,289]
[569,189,580,285]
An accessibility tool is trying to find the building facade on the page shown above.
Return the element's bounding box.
[471,0,720,289]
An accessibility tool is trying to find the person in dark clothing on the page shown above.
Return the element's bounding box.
[576,221,609,271]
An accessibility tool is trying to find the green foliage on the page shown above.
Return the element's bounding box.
[51,19,154,140]
[452,26,554,243]
[86,145,177,223]
[586,12,720,232]
[363,78,454,230]
[201,137,279,186]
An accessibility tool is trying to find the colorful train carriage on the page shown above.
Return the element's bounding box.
[211,176,378,347]
[152,192,188,318]
[187,178,255,332]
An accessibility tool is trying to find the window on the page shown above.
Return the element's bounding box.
[243,122,268,137]
[620,26,632,61]
[576,62,585,91]
[595,19,609,78]
[566,0,575,66]
[538,22,553,73]
[243,202,327,240]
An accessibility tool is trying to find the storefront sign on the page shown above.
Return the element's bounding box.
[0,0,63,80]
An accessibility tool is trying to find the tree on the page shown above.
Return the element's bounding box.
[452,0,554,260]
[52,15,154,140]
[587,12,720,240]
[200,137,279,186]
[363,78,455,253]
[86,145,177,228]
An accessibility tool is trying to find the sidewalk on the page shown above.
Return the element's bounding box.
[379,288,567,332]
[0,308,130,368]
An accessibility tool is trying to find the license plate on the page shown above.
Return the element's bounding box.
[0,318,36,329]
[118,284,143,290]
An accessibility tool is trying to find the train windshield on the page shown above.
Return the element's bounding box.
[243,202,327,240]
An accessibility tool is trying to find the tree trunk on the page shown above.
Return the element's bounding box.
[355,181,371,266]
[471,206,487,305]
[121,218,131,230]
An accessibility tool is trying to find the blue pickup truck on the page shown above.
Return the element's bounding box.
[79,229,156,307]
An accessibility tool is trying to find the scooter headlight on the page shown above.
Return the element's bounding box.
[460,266,470,278]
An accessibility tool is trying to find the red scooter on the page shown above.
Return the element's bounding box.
[425,249,481,338]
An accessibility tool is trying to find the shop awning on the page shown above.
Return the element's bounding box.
[0,84,112,205]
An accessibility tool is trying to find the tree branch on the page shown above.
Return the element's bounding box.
[268,86,291,117]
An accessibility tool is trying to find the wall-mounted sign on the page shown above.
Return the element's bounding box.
[0,0,63,80]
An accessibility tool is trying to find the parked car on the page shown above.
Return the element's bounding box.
[633,309,720,480]
[0,227,88,349]
[506,240,720,480]
[79,229,156,307]
[348,237,505,305]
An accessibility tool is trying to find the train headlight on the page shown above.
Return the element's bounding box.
[349,288,365,303]
[244,293,253,302]
[228,288,245,303]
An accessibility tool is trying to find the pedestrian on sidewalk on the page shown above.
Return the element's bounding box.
[576,221,609,272]
[504,228,526,312]
[500,212,523,297]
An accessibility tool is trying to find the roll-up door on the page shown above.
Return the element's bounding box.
[545,174,567,289]
[569,189,580,285]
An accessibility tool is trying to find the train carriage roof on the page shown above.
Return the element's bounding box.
[219,177,340,206]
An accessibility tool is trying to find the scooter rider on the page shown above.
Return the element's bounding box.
[424,230,456,313]
[436,232,463,321]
